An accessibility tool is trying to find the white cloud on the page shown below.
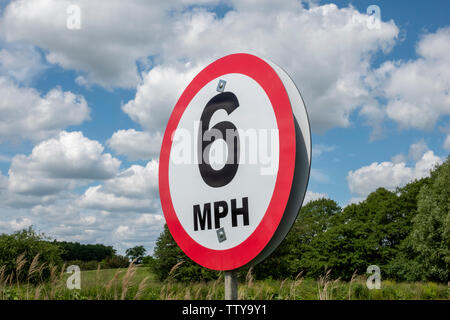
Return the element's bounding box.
[2,1,399,133]
[134,213,164,226]
[78,185,153,213]
[303,190,328,204]
[310,168,330,183]
[107,129,162,161]
[444,134,450,151]
[392,139,436,165]
[408,139,428,162]
[0,172,7,189]
[0,43,47,83]
[25,193,162,247]
[102,160,159,198]
[368,27,450,131]
[359,103,386,140]
[0,191,164,254]
[312,144,336,158]
[0,217,32,231]
[155,3,398,133]
[0,186,60,209]
[74,75,89,87]
[391,153,406,164]
[0,0,218,88]
[7,131,121,196]
[348,197,365,205]
[347,148,443,198]
[0,77,90,143]
[10,217,33,230]
[116,225,129,237]
[110,213,165,253]
[125,4,399,134]
[348,161,413,197]
[0,158,162,254]
[414,150,443,179]
[122,64,201,133]
[78,160,159,212]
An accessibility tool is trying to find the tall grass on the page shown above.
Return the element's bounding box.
[0,255,448,300]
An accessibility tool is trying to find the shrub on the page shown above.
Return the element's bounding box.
[65,260,100,271]
[101,255,129,269]
[422,282,438,300]
[152,225,219,281]
[352,283,369,300]
[64,256,129,270]
[142,256,155,268]
[55,241,115,262]
[0,227,62,283]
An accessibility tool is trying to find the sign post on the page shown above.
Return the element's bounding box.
[159,53,311,299]
[224,270,238,300]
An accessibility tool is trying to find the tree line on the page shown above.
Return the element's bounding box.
[152,156,449,283]
[0,230,147,282]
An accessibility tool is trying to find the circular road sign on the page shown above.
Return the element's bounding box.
[159,53,311,270]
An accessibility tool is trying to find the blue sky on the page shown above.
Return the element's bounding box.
[310,0,450,203]
[0,0,448,254]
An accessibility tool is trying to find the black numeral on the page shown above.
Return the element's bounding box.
[198,92,240,188]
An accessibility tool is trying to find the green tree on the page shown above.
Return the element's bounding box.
[299,185,426,280]
[252,198,341,279]
[142,255,155,268]
[409,157,450,282]
[54,241,115,261]
[101,255,130,269]
[298,201,374,280]
[152,225,219,281]
[383,177,430,281]
[0,227,63,283]
[125,245,147,264]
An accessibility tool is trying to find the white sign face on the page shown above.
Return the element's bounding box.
[169,73,279,250]
[159,53,310,270]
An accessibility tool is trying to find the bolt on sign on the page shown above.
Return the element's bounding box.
[159,53,311,270]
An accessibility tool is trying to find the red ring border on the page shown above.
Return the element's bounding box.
[158,53,296,270]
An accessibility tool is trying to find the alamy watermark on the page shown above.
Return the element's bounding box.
[66,265,81,290]
[67,4,81,30]
[351,5,382,30]
[366,5,381,30]
[366,265,381,290]
[171,124,279,176]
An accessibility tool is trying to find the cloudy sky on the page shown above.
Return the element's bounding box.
[0,0,449,254]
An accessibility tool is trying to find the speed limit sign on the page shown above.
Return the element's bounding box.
[159,53,311,270]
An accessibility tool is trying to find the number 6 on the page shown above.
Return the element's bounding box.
[198,92,240,188]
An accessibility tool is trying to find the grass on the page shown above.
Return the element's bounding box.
[0,257,448,300]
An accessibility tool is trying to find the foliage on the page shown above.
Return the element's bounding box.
[125,245,146,264]
[64,260,99,271]
[152,225,219,282]
[54,241,115,262]
[295,174,435,281]
[0,227,63,283]
[251,198,342,279]
[101,255,130,269]
[407,157,449,282]
[142,256,155,268]
[63,257,129,271]
[1,266,448,300]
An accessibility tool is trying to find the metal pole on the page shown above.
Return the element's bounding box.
[224,270,238,300]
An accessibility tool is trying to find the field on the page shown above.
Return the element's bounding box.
[0,263,448,300]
